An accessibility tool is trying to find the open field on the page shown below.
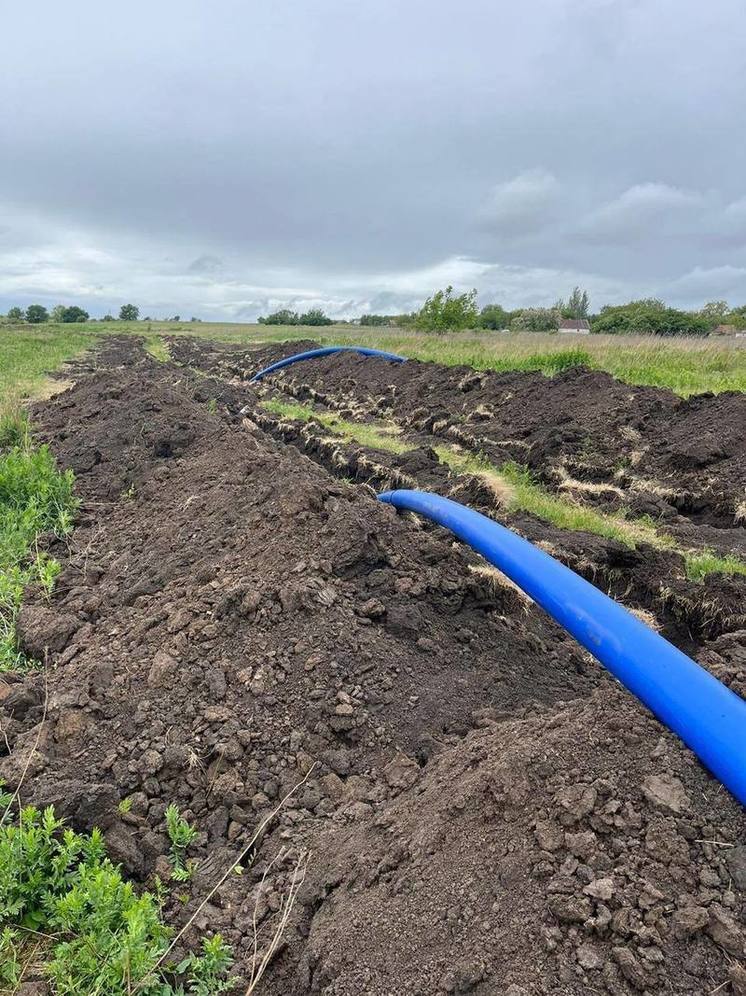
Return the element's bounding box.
[0,333,745,993]
[3,319,746,396]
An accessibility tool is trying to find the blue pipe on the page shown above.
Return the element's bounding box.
[378,489,746,806]
[250,345,407,383]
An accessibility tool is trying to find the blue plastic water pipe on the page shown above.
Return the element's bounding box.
[378,489,746,806]
[250,345,407,383]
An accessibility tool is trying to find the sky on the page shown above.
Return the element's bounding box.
[2,0,746,321]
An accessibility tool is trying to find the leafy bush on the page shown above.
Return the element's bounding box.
[478,304,510,330]
[511,307,560,332]
[59,306,89,324]
[592,300,710,336]
[0,804,236,994]
[415,285,479,332]
[258,309,300,325]
[25,304,49,324]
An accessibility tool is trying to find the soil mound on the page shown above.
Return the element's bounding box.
[2,339,744,994]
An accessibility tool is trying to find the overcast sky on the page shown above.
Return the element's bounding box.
[2,0,746,320]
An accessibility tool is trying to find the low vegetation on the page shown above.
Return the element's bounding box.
[0,423,77,669]
[0,800,236,994]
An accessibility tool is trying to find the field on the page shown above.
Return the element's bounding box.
[0,330,745,994]
[2,320,746,398]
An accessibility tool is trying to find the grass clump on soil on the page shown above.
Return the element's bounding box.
[261,397,746,582]
[0,436,77,669]
[0,801,236,994]
[261,398,410,454]
[165,804,199,882]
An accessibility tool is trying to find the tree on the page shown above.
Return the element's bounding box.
[25,304,49,324]
[7,307,24,321]
[299,308,333,326]
[415,286,479,332]
[563,286,590,319]
[592,300,709,337]
[258,309,300,325]
[119,304,139,321]
[478,304,510,330]
[59,306,89,323]
[360,314,391,327]
[50,305,66,322]
[102,314,115,321]
[511,307,560,332]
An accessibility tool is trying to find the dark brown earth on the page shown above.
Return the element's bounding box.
[1,337,745,995]
[169,337,746,650]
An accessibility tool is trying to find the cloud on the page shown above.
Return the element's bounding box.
[577,183,708,243]
[666,265,746,303]
[479,170,561,236]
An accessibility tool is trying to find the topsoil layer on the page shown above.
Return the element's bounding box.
[1,337,745,995]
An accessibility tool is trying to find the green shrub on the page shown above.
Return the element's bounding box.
[0,803,236,994]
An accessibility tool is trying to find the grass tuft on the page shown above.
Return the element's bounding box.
[0,442,77,669]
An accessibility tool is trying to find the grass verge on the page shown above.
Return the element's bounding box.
[0,327,97,402]
[0,798,236,994]
[0,421,77,670]
[260,398,746,581]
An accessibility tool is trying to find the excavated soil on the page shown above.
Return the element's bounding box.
[169,337,746,650]
[1,337,745,995]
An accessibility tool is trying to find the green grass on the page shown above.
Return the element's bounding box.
[0,326,97,402]
[3,320,744,395]
[0,801,236,994]
[261,398,410,454]
[260,398,746,581]
[0,435,77,669]
[144,335,171,362]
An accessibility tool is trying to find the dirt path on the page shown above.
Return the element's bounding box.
[1,337,744,994]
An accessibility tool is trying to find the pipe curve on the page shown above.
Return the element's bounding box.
[378,488,746,806]
[250,345,407,383]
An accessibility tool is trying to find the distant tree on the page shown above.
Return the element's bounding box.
[700,300,729,323]
[360,314,391,327]
[415,286,479,332]
[561,286,590,319]
[478,304,510,330]
[102,314,115,321]
[50,305,66,322]
[190,316,202,322]
[511,307,560,332]
[25,304,49,324]
[299,308,333,326]
[259,309,300,325]
[592,300,709,337]
[119,304,139,321]
[59,306,89,323]
[391,312,417,327]
[7,306,24,321]
[171,315,181,322]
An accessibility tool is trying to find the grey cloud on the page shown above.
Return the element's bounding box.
[1,0,746,316]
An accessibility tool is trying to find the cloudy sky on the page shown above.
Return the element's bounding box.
[2,0,746,320]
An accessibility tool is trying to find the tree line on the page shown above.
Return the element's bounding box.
[3,290,746,335]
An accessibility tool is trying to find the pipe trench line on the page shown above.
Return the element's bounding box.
[378,488,746,807]
[250,345,407,383]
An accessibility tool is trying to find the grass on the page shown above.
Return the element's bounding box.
[0,326,97,403]
[3,320,745,396]
[261,398,410,454]
[260,397,746,581]
[0,426,78,670]
[72,320,746,396]
[0,800,236,994]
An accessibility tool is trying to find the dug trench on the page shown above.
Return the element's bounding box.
[1,337,744,994]
[169,337,746,649]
